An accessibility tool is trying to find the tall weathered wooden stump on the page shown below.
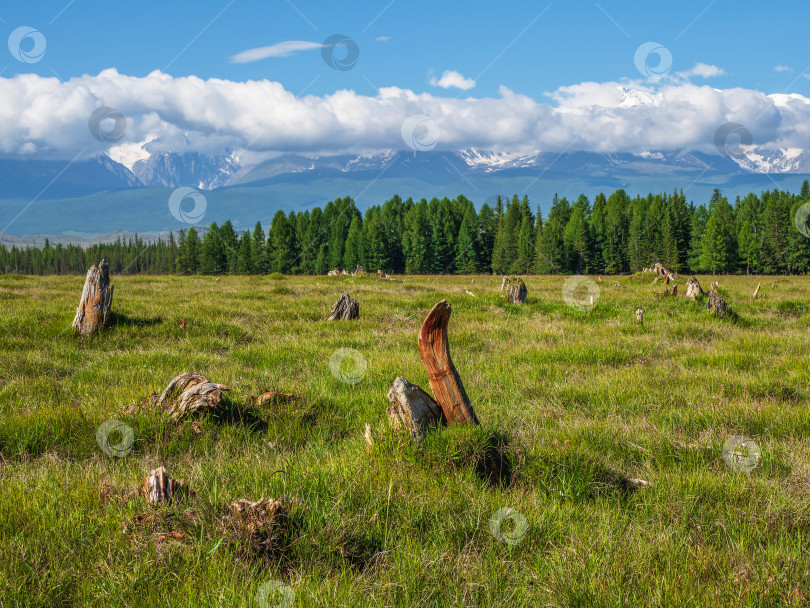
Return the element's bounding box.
[500,276,527,305]
[328,293,360,321]
[72,259,114,336]
[418,300,480,425]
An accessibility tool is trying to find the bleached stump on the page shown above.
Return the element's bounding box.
[72,259,114,336]
[418,300,480,425]
[328,293,359,321]
[143,467,185,505]
[158,371,229,419]
[685,276,703,300]
[500,276,527,305]
[386,377,446,440]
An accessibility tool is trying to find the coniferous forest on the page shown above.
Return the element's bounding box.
[4,183,810,276]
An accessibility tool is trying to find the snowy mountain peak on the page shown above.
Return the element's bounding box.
[456,147,539,171]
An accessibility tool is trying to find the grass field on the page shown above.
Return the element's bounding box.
[2,272,810,607]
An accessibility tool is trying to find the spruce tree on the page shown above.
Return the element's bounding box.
[455,203,479,273]
[698,213,727,273]
[343,216,364,271]
[267,211,295,273]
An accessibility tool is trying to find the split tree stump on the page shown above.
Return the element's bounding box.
[72,259,114,336]
[158,371,229,419]
[685,276,703,299]
[500,276,527,305]
[328,293,359,321]
[386,377,446,440]
[143,467,185,505]
[418,300,479,425]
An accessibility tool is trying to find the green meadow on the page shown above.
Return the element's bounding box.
[1,272,809,607]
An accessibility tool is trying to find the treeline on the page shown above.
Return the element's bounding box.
[4,183,810,276]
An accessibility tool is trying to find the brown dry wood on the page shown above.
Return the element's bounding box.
[753,282,761,298]
[158,371,229,419]
[418,300,479,425]
[72,259,114,336]
[386,377,446,439]
[328,293,360,320]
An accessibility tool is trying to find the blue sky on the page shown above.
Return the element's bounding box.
[3,0,809,99]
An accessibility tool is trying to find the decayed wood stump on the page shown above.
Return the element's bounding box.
[645,262,676,284]
[158,371,229,419]
[753,282,761,299]
[72,259,114,336]
[386,377,446,440]
[229,497,286,528]
[143,466,185,505]
[225,498,287,554]
[707,287,729,319]
[328,293,359,321]
[418,300,479,425]
[500,276,527,305]
[685,276,703,299]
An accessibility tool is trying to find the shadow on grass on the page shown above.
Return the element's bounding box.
[211,399,268,433]
[110,311,163,328]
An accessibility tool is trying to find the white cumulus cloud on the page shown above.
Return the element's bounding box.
[0,69,808,163]
[680,63,726,79]
[429,70,476,91]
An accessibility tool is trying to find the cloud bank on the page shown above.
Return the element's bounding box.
[0,68,809,164]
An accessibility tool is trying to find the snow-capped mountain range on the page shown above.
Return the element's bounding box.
[1,144,809,238]
[101,144,810,191]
